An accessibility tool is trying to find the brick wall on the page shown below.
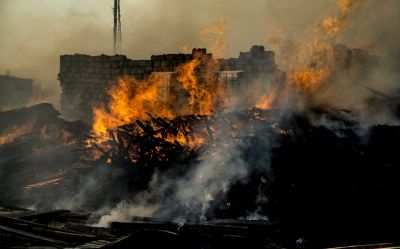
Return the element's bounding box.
[58,45,280,123]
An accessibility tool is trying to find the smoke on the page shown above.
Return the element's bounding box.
[0,0,264,108]
[1,0,400,110]
[199,17,228,58]
[2,0,400,225]
[97,144,249,226]
[261,0,400,126]
[95,111,275,227]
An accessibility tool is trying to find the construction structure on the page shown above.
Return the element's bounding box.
[113,0,122,54]
[58,45,282,122]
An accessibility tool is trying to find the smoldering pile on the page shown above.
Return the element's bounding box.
[88,108,280,191]
[88,98,400,227]
[0,103,92,208]
[3,101,400,247]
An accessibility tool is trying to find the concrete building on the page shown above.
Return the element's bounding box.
[0,73,33,110]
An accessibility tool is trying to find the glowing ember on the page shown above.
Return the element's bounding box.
[0,121,35,145]
[256,92,276,110]
[24,178,63,189]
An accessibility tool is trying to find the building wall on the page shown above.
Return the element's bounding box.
[0,75,33,110]
[58,45,280,123]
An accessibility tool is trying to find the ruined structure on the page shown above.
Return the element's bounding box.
[58,44,372,123]
[0,73,33,110]
[58,45,282,122]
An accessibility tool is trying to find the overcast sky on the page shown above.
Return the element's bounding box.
[0,0,399,106]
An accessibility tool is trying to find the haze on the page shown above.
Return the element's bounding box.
[0,0,399,107]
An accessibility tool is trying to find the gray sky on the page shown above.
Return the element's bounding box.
[0,0,399,107]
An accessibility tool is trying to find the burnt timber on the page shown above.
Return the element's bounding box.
[3,105,400,247]
[0,205,282,249]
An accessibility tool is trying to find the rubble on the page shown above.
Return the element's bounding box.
[0,104,91,208]
[2,101,400,247]
[0,204,284,249]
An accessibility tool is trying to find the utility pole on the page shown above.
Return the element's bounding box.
[113,0,122,54]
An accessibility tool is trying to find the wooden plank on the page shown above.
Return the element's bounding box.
[18,209,71,221]
[0,224,67,245]
[0,216,97,241]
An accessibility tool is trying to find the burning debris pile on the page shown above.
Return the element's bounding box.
[3,40,400,247]
[0,103,92,208]
[84,107,280,215]
[2,101,400,247]
[90,108,278,180]
[3,52,400,248]
[3,0,400,247]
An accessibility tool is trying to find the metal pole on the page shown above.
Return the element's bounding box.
[113,0,117,54]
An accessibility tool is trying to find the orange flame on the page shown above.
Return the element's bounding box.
[289,68,330,92]
[91,56,221,146]
[321,16,344,35]
[92,74,175,138]
[256,92,276,110]
[338,0,363,13]
[321,0,364,37]
[177,59,215,115]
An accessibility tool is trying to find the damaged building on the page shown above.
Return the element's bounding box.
[58,44,372,123]
[58,45,283,122]
[0,72,33,111]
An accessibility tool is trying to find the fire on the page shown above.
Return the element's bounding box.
[256,92,276,110]
[91,55,220,147]
[164,132,207,148]
[92,74,175,139]
[338,0,363,13]
[90,17,230,147]
[321,16,343,35]
[321,0,364,37]
[289,68,330,92]
[274,0,366,97]
[0,120,35,145]
[177,59,215,115]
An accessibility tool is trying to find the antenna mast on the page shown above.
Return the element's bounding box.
[113,0,122,54]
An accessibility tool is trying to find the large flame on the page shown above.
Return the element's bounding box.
[276,0,366,96]
[91,0,367,144]
[321,0,363,37]
[92,74,175,138]
[91,56,221,145]
[177,58,216,115]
